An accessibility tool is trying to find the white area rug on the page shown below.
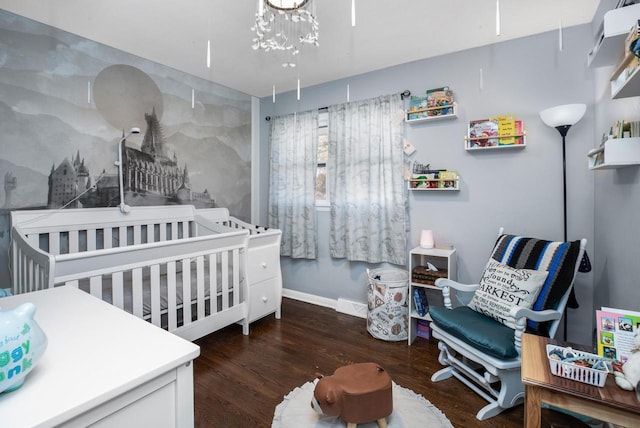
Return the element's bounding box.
[272,381,454,428]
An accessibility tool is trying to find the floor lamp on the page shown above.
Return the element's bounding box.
[539,103,586,340]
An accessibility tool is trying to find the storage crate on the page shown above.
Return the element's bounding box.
[546,345,609,387]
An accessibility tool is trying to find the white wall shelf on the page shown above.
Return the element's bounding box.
[465,132,526,151]
[405,102,457,123]
[611,51,640,99]
[588,137,640,170]
[587,3,640,68]
[408,177,460,191]
[408,246,457,345]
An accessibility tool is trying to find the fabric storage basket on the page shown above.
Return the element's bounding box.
[366,268,409,341]
[546,344,609,387]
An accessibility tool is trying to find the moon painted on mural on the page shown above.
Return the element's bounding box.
[93,64,164,130]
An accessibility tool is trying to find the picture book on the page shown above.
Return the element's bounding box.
[596,307,640,362]
[408,96,428,120]
[468,119,499,148]
[425,86,454,116]
[438,170,458,189]
[491,114,516,145]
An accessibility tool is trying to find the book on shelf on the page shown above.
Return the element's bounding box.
[468,119,499,148]
[595,306,640,362]
[416,319,430,339]
[412,266,448,284]
[412,288,425,316]
[410,169,444,189]
[412,287,429,317]
[438,170,458,189]
[425,86,454,116]
[407,96,428,120]
[491,114,516,145]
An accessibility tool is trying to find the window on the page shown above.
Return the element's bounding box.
[316,108,328,206]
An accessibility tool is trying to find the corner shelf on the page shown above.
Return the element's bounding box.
[405,103,457,124]
[588,137,640,169]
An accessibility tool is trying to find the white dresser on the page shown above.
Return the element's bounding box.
[0,286,200,428]
[246,231,283,324]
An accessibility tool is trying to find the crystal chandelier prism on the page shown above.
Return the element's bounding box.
[251,0,319,68]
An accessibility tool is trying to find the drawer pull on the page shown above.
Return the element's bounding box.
[261,262,268,268]
[262,296,268,303]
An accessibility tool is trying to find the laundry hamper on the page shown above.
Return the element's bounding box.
[366,268,409,341]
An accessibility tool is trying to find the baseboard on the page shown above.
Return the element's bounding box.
[282,288,336,310]
[335,298,367,319]
[282,289,367,319]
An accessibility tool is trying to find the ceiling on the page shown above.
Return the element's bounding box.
[0,1,600,98]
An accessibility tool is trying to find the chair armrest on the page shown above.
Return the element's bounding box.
[510,306,562,323]
[434,278,479,309]
[508,306,563,354]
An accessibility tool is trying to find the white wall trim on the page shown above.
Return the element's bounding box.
[282,288,367,319]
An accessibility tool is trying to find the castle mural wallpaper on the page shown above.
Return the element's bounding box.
[0,10,252,284]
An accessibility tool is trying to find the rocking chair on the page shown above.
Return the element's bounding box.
[429,229,587,420]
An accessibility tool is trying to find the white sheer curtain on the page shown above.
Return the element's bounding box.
[268,110,318,259]
[328,94,407,265]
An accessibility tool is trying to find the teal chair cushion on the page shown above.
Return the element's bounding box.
[429,306,518,359]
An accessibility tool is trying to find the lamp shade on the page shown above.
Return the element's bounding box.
[539,104,586,128]
[420,230,434,249]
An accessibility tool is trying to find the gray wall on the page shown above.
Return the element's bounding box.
[260,24,598,345]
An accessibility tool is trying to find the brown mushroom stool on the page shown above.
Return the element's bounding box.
[335,363,393,428]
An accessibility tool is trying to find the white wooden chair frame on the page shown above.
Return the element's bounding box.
[430,234,587,420]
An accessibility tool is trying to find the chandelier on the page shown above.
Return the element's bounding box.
[251,0,319,68]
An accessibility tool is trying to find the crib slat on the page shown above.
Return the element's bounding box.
[49,232,61,255]
[69,230,79,254]
[104,227,113,249]
[150,264,161,327]
[167,261,177,331]
[87,229,97,251]
[133,224,142,245]
[182,259,192,326]
[196,256,205,320]
[221,251,229,310]
[209,253,218,314]
[119,226,127,249]
[159,223,167,242]
[132,268,143,318]
[170,222,178,241]
[232,248,240,306]
[112,272,124,310]
[146,223,154,244]
[90,276,102,299]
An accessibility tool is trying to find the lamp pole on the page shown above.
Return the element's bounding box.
[556,124,573,341]
[556,125,571,242]
[540,104,587,342]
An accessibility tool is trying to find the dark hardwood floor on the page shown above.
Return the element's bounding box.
[193,297,527,427]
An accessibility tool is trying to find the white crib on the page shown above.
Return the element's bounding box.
[10,205,282,341]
